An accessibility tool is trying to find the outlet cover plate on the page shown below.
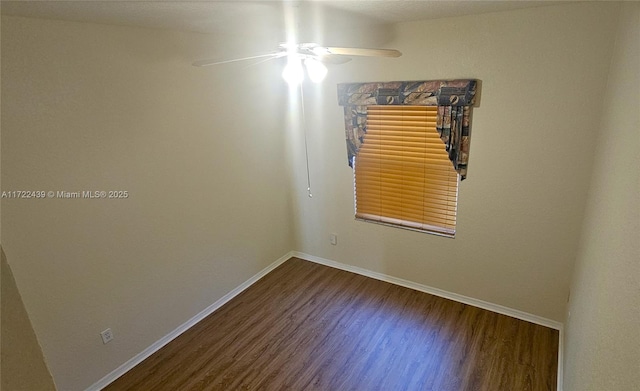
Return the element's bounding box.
[101,328,114,344]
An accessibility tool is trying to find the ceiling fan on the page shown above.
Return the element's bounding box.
[191,41,401,197]
[192,42,402,84]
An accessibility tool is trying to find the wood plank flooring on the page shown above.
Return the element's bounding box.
[104,257,558,390]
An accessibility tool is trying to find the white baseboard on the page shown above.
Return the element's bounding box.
[88,250,564,391]
[86,251,293,391]
[557,326,564,391]
[292,251,563,329]
[291,251,564,391]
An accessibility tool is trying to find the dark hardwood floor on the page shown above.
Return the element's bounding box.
[104,257,559,390]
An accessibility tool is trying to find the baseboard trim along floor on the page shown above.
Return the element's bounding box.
[87,251,564,391]
[86,252,293,391]
[293,252,563,330]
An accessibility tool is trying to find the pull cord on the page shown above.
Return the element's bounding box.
[299,83,312,198]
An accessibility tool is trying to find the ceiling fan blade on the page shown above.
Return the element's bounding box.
[316,54,352,65]
[324,47,402,58]
[192,52,283,67]
[241,54,286,70]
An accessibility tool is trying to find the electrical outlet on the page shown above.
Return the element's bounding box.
[329,233,338,245]
[100,328,114,344]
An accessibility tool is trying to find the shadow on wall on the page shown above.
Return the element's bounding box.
[1,247,57,391]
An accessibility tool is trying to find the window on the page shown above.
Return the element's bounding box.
[338,79,477,237]
[354,105,459,237]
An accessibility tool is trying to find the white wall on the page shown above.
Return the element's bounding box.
[563,3,640,390]
[1,16,293,391]
[290,2,620,322]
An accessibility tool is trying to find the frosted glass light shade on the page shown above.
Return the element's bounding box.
[282,57,304,85]
[304,58,328,83]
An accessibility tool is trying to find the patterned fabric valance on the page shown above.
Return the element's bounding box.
[337,79,478,180]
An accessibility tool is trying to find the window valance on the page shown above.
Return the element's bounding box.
[337,79,478,180]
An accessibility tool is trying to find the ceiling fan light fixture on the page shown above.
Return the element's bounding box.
[282,56,304,86]
[311,46,330,56]
[304,58,328,83]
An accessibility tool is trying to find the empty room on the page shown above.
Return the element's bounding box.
[1,1,638,390]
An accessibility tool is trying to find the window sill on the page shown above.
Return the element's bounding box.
[355,216,455,238]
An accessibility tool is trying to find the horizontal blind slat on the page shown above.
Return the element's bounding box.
[355,183,458,198]
[356,204,457,216]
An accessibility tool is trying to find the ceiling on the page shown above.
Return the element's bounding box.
[1,1,566,35]
[322,0,564,23]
